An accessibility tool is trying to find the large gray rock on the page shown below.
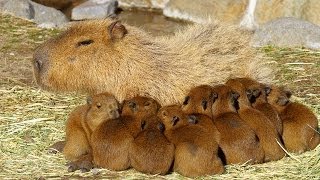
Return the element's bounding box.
[163,0,248,23]
[252,17,320,50]
[118,0,169,9]
[0,0,68,28]
[30,1,68,27]
[0,0,34,19]
[71,0,117,20]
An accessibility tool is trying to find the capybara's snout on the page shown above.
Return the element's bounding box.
[33,46,49,74]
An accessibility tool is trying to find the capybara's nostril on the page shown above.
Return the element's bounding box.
[35,59,42,72]
[33,46,49,73]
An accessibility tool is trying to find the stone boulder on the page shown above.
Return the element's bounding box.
[245,0,320,28]
[118,0,169,9]
[0,0,68,28]
[0,0,33,19]
[71,0,117,20]
[252,17,320,50]
[163,0,248,23]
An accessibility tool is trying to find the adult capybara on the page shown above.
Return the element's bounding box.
[90,96,160,170]
[211,84,264,165]
[226,79,285,162]
[231,77,283,135]
[63,92,119,162]
[32,18,273,106]
[158,105,224,177]
[129,115,174,175]
[267,85,320,153]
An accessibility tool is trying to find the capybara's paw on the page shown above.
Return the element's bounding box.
[67,159,93,172]
[48,141,65,154]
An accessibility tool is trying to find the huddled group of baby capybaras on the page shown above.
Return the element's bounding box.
[54,77,319,178]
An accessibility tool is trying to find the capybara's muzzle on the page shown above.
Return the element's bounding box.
[33,46,49,74]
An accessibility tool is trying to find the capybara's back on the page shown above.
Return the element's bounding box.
[32,18,273,105]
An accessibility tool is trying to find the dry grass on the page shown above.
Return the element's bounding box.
[0,13,319,179]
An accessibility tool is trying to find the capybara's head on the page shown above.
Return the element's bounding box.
[158,105,196,131]
[225,79,251,107]
[32,19,131,94]
[140,115,165,133]
[121,96,161,118]
[211,85,240,118]
[86,92,120,131]
[181,85,214,118]
[266,85,292,112]
[230,78,263,104]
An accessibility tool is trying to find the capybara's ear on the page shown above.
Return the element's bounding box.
[183,96,190,105]
[86,96,92,105]
[108,21,127,40]
[276,96,289,106]
[252,89,261,98]
[141,120,146,130]
[211,92,218,102]
[187,115,197,124]
[245,89,256,103]
[264,86,272,95]
[171,116,180,126]
[128,101,137,111]
[284,90,292,99]
[201,100,208,110]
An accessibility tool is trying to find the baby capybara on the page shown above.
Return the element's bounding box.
[226,79,285,162]
[181,85,214,117]
[232,77,283,135]
[33,18,273,106]
[63,92,119,161]
[90,96,160,170]
[211,84,264,165]
[129,115,174,175]
[267,85,320,153]
[158,105,224,177]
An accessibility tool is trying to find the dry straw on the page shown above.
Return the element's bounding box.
[0,13,319,179]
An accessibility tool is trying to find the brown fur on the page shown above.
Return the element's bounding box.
[129,115,174,175]
[267,85,320,153]
[32,0,73,10]
[90,96,160,170]
[33,18,273,106]
[211,84,264,165]
[230,77,283,135]
[63,92,119,161]
[181,85,214,118]
[158,105,224,177]
[226,80,285,162]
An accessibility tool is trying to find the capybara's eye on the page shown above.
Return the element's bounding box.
[264,86,272,95]
[187,115,197,124]
[158,122,165,132]
[161,110,168,117]
[183,96,190,105]
[128,101,136,110]
[77,40,94,47]
[201,100,208,110]
[144,101,151,106]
